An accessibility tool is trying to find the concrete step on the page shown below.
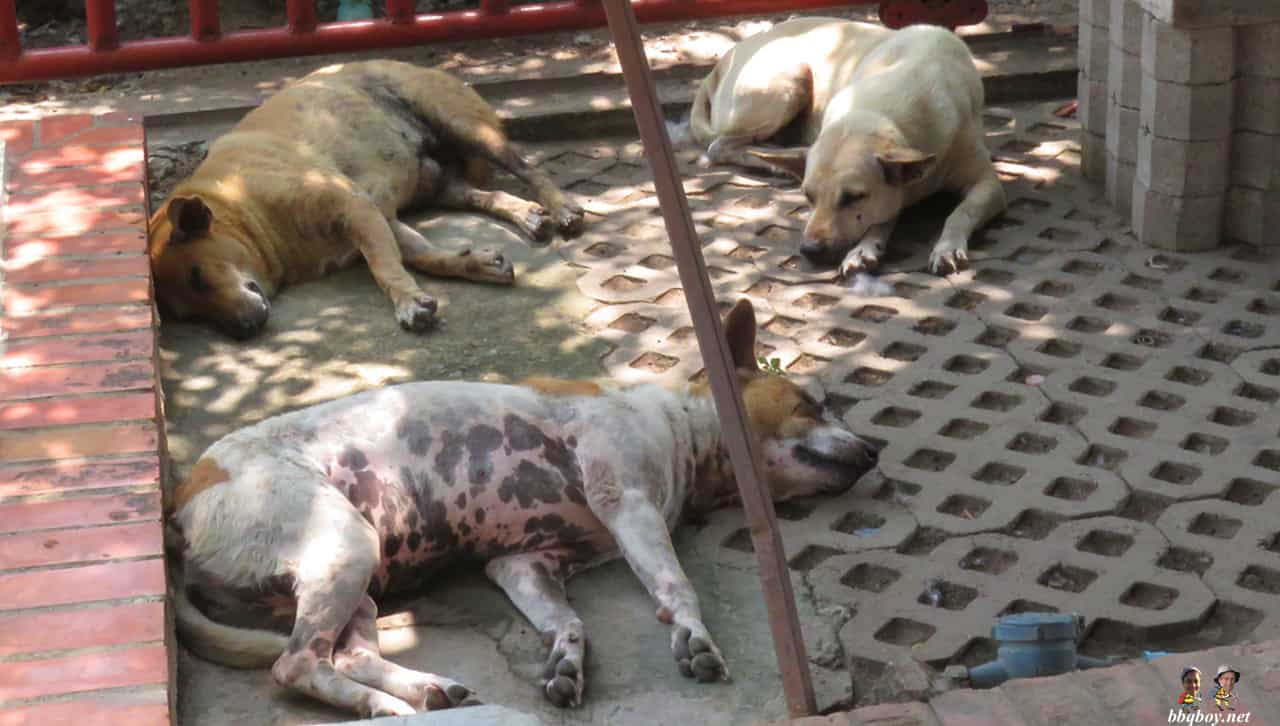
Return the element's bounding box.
[142,23,1078,147]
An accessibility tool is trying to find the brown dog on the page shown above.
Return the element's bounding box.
[148,60,584,339]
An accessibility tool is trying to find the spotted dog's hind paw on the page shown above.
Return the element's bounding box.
[673,625,729,683]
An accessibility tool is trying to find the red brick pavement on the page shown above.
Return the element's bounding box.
[0,114,172,725]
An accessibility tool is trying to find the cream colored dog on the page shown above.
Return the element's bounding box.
[690,17,1006,276]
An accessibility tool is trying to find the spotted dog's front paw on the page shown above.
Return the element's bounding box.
[395,294,439,332]
[672,625,729,683]
[929,240,969,276]
[419,678,474,711]
[540,642,586,706]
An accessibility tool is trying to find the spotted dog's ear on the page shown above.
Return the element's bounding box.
[722,298,758,372]
[166,196,214,245]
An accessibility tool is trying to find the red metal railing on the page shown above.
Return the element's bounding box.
[0,0,986,84]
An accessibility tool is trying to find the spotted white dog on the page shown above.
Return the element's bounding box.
[166,299,878,718]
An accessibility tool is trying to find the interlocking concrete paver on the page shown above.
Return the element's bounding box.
[557,99,1280,696]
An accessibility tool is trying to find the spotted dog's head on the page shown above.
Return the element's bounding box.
[717,299,879,500]
[148,195,273,340]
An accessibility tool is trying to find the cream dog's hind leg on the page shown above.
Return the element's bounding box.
[697,60,813,175]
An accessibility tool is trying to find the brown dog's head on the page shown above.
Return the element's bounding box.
[715,299,878,501]
[748,129,934,265]
[149,195,273,340]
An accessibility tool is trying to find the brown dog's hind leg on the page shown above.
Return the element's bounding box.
[486,552,588,708]
[703,61,813,177]
[390,219,515,285]
[333,595,474,710]
[435,175,556,243]
[473,145,585,239]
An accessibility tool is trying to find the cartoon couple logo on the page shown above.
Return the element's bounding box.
[1178,665,1241,713]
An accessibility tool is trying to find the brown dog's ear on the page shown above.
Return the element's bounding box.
[723,298,758,371]
[877,147,935,187]
[166,196,214,245]
[745,146,808,181]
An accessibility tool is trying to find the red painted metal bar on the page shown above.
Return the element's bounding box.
[385,0,417,24]
[480,0,513,16]
[0,0,881,84]
[286,0,319,34]
[600,0,817,716]
[0,0,19,62]
[85,0,119,52]
[189,0,221,40]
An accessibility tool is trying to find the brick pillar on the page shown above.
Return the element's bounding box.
[1132,13,1235,250]
[1078,0,1110,180]
[1226,23,1280,246]
[1104,0,1143,214]
[1079,0,1280,250]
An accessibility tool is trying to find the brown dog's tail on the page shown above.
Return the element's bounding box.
[174,579,288,669]
[689,68,720,149]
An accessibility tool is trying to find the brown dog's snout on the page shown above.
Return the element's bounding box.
[228,281,271,340]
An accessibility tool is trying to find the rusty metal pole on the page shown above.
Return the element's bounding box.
[598,0,817,716]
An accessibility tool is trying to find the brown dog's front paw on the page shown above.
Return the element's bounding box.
[459,248,515,285]
[522,209,555,243]
[541,646,585,707]
[554,203,585,239]
[396,295,439,333]
[672,626,728,683]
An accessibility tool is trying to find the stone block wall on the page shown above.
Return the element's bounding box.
[1079,0,1280,250]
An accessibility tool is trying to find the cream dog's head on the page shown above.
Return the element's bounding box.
[749,129,934,265]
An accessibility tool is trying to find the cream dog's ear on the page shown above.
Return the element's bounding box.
[876,146,935,186]
[745,146,808,181]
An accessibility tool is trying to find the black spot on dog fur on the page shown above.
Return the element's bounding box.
[497,461,563,508]
[544,437,585,493]
[385,534,403,558]
[339,446,368,471]
[455,492,466,509]
[309,637,334,657]
[434,430,464,487]
[524,513,566,534]
[475,509,486,524]
[504,414,544,451]
[565,482,588,508]
[466,424,504,488]
[349,470,383,510]
[407,530,422,551]
[397,418,433,457]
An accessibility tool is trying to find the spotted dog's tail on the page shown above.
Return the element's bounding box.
[173,578,289,669]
